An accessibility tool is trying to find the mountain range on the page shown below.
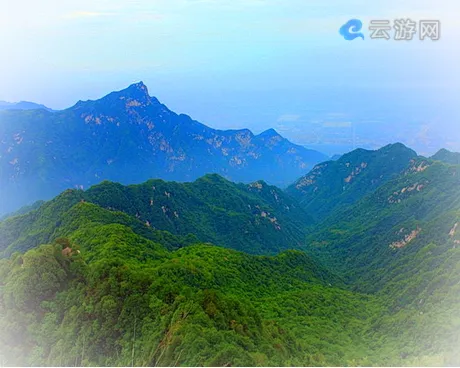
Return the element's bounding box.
[0,82,327,215]
[0,141,459,366]
[1,82,459,366]
[0,101,53,111]
[0,174,313,257]
[286,143,419,220]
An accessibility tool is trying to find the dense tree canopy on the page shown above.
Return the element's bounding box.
[0,147,459,366]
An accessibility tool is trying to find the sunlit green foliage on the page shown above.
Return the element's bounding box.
[0,174,312,258]
[0,235,378,366]
[1,151,459,366]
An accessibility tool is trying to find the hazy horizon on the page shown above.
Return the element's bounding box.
[2,0,460,155]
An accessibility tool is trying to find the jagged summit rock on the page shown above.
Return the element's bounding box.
[72,81,160,111]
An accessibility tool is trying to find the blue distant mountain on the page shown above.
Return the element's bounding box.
[0,82,327,214]
[431,148,460,165]
[0,100,53,111]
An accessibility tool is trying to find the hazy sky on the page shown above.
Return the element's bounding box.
[1,0,459,154]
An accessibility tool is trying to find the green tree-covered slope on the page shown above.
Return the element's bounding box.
[303,160,460,291]
[0,209,379,367]
[1,145,459,366]
[0,174,313,257]
[299,159,460,366]
[286,143,419,220]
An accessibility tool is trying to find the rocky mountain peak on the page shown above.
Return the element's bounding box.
[115,81,153,105]
[258,128,281,138]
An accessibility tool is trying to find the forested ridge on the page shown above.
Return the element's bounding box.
[0,144,459,366]
[0,174,312,257]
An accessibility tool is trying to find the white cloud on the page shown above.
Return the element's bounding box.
[323,122,353,128]
[277,114,301,122]
[64,11,116,19]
